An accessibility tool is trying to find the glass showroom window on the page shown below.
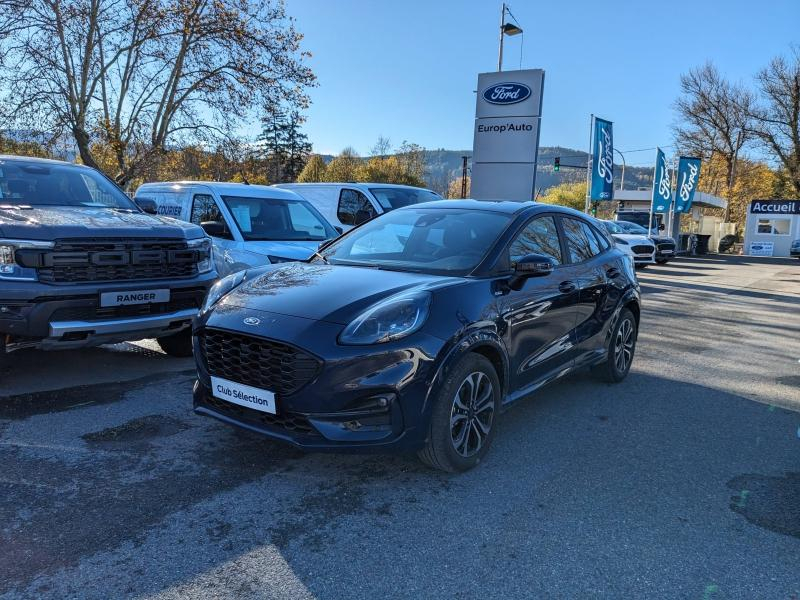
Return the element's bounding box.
[756,219,790,235]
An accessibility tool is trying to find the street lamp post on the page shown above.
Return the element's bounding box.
[614,148,626,191]
[497,3,523,72]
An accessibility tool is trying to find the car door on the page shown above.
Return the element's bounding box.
[558,216,614,365]
[190,192,235,276]
[496,214,581,392]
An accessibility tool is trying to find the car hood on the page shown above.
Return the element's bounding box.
[217,262,461,325]
[614,234,653,245]
[242,240,322,260]
[0,206,203,240]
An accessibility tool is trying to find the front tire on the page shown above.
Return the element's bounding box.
[418,353,500,473]
[156,328,194,357]
[593,308,637,383]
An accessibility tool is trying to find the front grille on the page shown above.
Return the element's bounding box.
[30,239,199,283]
[49,292,202,322]
[203,394,317,435]
[657,242,676,252]
[631,245,653,254]
[200,328,322,396]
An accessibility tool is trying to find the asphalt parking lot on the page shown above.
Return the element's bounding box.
[1,254,798,599]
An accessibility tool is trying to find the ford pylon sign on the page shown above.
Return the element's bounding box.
[482,82,532,105]
[471,69,545,202]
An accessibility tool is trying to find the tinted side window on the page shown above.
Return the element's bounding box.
[509,216,562,265]
[190,194,222,225]
[562,217,601,263]
[590,223,611,251]
[337,189,376,225]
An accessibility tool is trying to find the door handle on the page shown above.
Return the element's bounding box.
[606,267,621,279]
[558,281,577,293]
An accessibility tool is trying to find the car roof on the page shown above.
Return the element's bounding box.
[136,181,303,200]
[276,182,436,192]
[399,199,593,217]
[0,155,89,168]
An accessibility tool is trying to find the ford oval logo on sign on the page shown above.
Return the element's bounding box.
[482,82,531,105]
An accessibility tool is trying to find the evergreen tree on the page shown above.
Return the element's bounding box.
[284,111,313,181]
[257,108,312,183]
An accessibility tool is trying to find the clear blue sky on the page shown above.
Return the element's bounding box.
[286,0,799,163]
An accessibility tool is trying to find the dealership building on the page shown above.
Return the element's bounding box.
[743,199,800,257]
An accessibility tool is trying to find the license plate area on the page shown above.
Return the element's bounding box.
[211,376,277,414]
[100,289,170,307]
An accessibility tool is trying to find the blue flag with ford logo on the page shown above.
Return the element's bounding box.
[673,157,701,213]
[651,148,672,213]
[590,117,614,201]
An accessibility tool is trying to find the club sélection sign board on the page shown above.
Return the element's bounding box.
[471,69,545,201]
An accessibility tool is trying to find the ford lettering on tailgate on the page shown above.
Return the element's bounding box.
[482,82,532,105]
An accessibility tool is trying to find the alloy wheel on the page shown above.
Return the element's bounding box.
[450,371,495,457]
[614,318,635,374]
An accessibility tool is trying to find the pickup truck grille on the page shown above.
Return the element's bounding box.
[199,328,322,396]
[49,289,203,322]
[23,239,199,284]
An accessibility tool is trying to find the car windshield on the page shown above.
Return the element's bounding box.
[602,220,625,234]
[0,160,136,209]
[318,208,511,275]
[616,221,649,235]
[369,187,442,210]
[221,195,337,241]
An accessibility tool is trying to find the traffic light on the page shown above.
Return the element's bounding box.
[591,202,598,217]
[554,157,560,172]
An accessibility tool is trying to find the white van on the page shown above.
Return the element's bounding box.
[134,182,339,277]
[275,183,442,230]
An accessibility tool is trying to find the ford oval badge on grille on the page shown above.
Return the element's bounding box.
[482,82,531,105]
[243,317,261,326]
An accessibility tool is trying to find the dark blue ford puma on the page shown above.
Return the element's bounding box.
[193,200,640,471]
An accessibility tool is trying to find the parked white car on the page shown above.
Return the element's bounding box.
[134,182,339,277]
[275,182,441,231]
[600,220,656,267]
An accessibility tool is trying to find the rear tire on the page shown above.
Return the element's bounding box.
[418,353,500,473]
[156,328,194,357]
[593,308,637,383]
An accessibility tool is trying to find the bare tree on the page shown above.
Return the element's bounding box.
[673,63,752,219]
[746,47,800,195]
[0,0,315,185]
[370,135,391,158]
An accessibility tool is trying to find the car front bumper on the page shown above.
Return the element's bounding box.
[0,272,216,350]
[193,307,446,452]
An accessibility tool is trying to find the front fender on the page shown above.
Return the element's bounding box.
[423,327,510,418]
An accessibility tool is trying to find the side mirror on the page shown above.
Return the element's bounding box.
[509,253,557,290]
[135,198,158,215]
[200,220,228,238]
[334,225,344,235]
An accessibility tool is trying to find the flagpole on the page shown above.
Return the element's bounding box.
[585,114,593,214]
[649,148,658,241]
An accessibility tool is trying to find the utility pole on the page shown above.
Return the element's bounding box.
[461,156,469,199]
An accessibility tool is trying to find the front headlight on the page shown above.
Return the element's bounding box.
[201,270,246,313]
[188,237,213,274]
[0,239,53,281]
[613,236,629,246]
[339,291,431,345]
